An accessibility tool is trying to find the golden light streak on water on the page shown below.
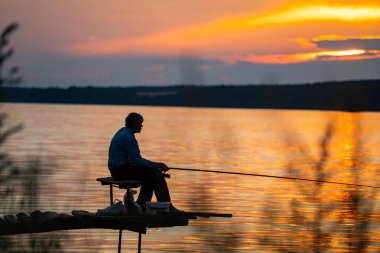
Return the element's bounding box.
[1,103,379,252]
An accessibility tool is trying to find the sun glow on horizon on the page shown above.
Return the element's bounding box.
[232,49,380,64]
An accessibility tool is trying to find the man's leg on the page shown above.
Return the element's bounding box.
[146,167,171,202]
[136,183,154,204]
[131,166,171,203]
[110,165,170,203]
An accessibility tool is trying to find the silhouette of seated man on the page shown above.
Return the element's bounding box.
[108,112,178,211]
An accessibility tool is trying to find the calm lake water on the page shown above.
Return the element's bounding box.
[1,103,380,252]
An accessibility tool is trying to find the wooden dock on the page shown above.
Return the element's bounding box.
[1,176,233,252]
[0,210,232,235]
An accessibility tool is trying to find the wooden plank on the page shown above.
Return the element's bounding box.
[0,212,188,235]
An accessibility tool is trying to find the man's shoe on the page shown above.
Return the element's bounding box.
[169,203,182,212]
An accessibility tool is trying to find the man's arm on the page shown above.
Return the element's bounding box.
[128,136,169,170]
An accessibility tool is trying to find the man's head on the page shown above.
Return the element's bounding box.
[125,112,144,133]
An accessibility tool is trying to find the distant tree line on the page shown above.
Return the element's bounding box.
[2,79,380,112]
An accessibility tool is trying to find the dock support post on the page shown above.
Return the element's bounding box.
[138,232,142,253]
[118,229,122,253]
[109,185,114,205]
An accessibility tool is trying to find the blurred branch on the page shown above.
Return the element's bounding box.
[0,22,20,87]
[0,22,65,252]
[0,23,18,48]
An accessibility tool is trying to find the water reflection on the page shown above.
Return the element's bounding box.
[1,103,379,252]
[187,174,241,252]
[258,114,378,252]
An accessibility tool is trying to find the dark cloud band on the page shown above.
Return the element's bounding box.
[315,38,380,50]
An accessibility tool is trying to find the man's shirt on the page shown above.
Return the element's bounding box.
[108,127,156,169]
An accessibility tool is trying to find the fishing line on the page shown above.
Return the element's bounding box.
[169,167,379,189]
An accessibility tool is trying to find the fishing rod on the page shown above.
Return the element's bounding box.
[169,167,380,189]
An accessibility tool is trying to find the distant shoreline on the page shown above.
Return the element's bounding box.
[2,79,380,112]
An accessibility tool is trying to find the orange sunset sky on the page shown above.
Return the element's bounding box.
[1,0,380,86]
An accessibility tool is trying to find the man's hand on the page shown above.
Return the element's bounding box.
[157,162,169,171]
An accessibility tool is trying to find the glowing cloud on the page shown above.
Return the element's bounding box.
[65,3,380,63]
[252,5,380,25]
